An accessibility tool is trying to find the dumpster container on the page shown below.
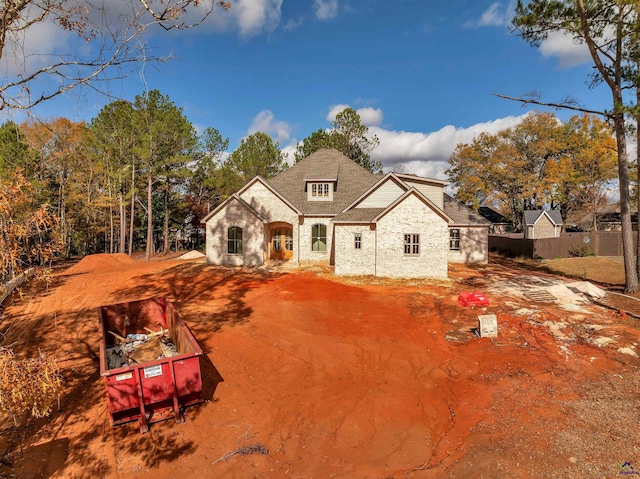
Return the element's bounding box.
[98,296,203,433]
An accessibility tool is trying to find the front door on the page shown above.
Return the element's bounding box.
[270,228,293,261]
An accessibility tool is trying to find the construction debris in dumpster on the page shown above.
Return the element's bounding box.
[106,332,179,370]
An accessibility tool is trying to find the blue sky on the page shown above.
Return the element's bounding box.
[1,0,613,180]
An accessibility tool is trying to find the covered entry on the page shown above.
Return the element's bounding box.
[269,223,293,261]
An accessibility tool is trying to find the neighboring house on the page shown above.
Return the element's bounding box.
[523,210,563,239]
[202,148,489,279]
[478,206,511,234]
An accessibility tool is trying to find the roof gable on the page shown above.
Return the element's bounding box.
[524,210,563,226]
[201,193,269,224]
[373,188,452,224]
[237,176,301,215]
[344,172,408,210]
[268,148,380,215]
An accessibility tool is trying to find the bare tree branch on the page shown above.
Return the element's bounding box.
[493,93,608,117]
[0,0,232,111]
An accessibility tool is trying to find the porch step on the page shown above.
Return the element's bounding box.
[524,289,556,303]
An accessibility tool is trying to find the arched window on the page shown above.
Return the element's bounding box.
[311,224,327,252]
[228,226,243,254]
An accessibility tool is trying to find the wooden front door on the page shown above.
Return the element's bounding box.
[270,228,293,261]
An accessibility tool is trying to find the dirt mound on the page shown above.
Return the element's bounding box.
[177,250,205,260]
[64,253,138,275]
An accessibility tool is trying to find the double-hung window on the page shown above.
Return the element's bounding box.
[354,233,362,250]
[404,233,420,255]
[228,226,243,254]
[449,229,461,251]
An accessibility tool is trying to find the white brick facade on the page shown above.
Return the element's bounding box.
[448,227,489,264]
[202,149,488,278]
[374,194,448,279]
[298,217,333,263]
[334,225,376,275]
[240,181,300,261]
[205,198,266,266]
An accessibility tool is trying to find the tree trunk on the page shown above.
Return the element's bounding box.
[576,0,637,292]
[612,110,638,292]
[119,195,126,254]
[636,79,640,280]
[128,157,135,256]
[145,164,153,262]
[163,188,170,255]
[109,202,114,254]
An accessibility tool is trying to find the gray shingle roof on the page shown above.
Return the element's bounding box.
[443,194,491,226]
[332,208,386,223]
[268,149,381,215]
[524,210,563,226]
[478,206,509,224]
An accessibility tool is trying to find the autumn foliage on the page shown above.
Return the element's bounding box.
[447,112,617,231]
[0,169,65,289]
[0,348,62,427]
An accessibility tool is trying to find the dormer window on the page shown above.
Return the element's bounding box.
[312,182,330,197]
[307,181,334,201]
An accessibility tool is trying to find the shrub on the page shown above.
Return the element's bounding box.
[568,244,594,257]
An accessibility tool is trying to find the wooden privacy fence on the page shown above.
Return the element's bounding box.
[489,231,637,259]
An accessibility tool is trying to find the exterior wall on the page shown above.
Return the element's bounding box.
[298,216,334,263]
[356,179,404,208]
[448,227,489,264]
[375,194,449,279]
[239,181,300,261]
[402,180,444,209]
[531,214,558,239]
[525,225,534,239]
[205,200,266,266]
[334,225,377,276]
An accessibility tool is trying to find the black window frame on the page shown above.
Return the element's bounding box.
[404,233,420,256]
[311,223,327,252]
[449,228,461,251]
[227,226,243,255]
[354,233,362,250]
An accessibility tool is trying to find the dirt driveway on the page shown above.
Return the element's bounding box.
[1,255,639,478]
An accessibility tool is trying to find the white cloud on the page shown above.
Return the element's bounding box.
[314,0,339,20]
[539,30,592,68]
[233,0,283,37]
[248,110,292,144]
[325,104,383,126]
[281,143,298,166]
[370,115,529,180]
[466,2,514,28]
[284,16,305,31]
[326,104,351,122]
[356,107,383,127]
[150,0,283,39]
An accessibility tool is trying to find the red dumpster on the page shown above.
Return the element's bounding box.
[98,297,204,433]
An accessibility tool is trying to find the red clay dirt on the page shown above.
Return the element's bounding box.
[1,254,639,478]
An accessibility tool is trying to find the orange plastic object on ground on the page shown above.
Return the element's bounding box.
[457,291,490,307]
